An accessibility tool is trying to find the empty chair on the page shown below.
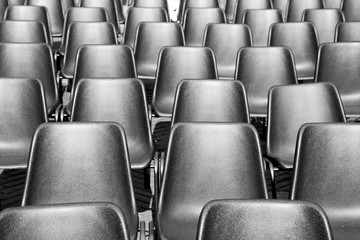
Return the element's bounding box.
[324,0,342,8]
[123,7,168,49]
[335,22,360,42]
[302,9,344,44]
[197,199,333,240]
[134,22,184,88]
[203,23,252,78]
[156,122,268,240]
[291,123,360,240]
[8,0,25,4]
[225,0,272,23]
[0,203,130,240]
[132,0,168,11]
[0,43,60,117]
[0,78,47,169]
[183,8,226,47]
[341,0,360,21]
[235,47,298,117]
[22,122,138,240]
[171,79,250,125]
[0,20,48,44]
[61,0,74,16]
[268,22,319,82]
[240,9,283,47]
[0,0,8,19]
[272,0,288,20]
[178,0,219,23]
[152,46,218,117]
[287,0,324,22]
[71,78,153,169]
[315,42,360,118]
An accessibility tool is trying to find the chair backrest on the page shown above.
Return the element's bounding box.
[9,0,25,4]
[178,0,219,23]
[240,9,283,47]
[132,0,168,11]
[157,122,268,240]
[59,7,108,54]
[0,20,48,44]
[235,46,298,117]
[183,7,226,46]
[341,0,360,21]
[315,42,360,117]
[324,0,342,8]
[335,22,360,42]
[268,22,319,82]
[203,23,252,78]
[0,0,9,20]
[152,46,218,117]
[287,0,324,22]
[71,78,153,169]
[0,43,59,115]
[266,83,346,169]
[0,203,130,240]
[225,0,272,23]
[272,0,288,20]
[197,199,333,240]
[123,7,168,49]
[61,0,74,16]
[0,78,47,169]
[171,79,250,126]
[62,22,117,78]
[302,9,344,44]
[4,5,52,47]
[22,122,138,240]
[134,22,185,81]
[291,123,360,229]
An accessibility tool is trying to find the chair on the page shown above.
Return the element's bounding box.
[235,47,298,117]
[70,78,153,170]
[0,78,47,169]
[324,0,342,8]
[4,5,53,47]
[315,42,360,118]
[61,0,74,16]
[171,79,250,126]
[291,123,360,240]
[123,7,168,49]
[286,0,324,22]
[268,22,319,82]
[302,9,344,44]
[8,0,25,4]
[197,199,333,240]
[132,0,168,12]
[0,0,8,19]
[203,23,252,78]
[152,46,218,117]
[178,0,219,24]
[0,203,130,240]
[335,22,360,42]
[0,43,60,117]
[240,9,283,47]
[0,20,48,44]
[341,0,360,21]
[272,0,288,20]
[225,0,272,23]
[134,22,184,88]
[156,122,268,240]
[183,8,226,47]
[22,122,138,240]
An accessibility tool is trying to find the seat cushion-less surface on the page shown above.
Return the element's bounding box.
[0,20,48,44]
[335,22,360,42]
[0,203,130,240]
[341,0,360,21]
[287,0,324,22]
[226,0,271,23]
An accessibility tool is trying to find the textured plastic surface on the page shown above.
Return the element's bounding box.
[183,8,225,47]
[0,203,130,240]
[291,123,360,240]
[71,78,153,169]
[60,0,74,16]
[236,47,298,117]
[266,83,346,169]
[341,0,360,21]
[157,122,268,240]
[315,42,360,117]
[203,23,252,78]
[226,0,271,23]
[269,22,319,82]
[324,0,342,8]
[178,0,219,23]
[133,0,168,10]
[272,0,288,20]
[171,79,250,125]
[287,0,324,22]
[0,0,8,19]
[197,199,333,240]
[335,22,360,42]
[0,20,48,44]
[152,46,218,117]
[22,122,138,240]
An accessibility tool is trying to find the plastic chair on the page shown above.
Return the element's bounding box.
[61,0,74,16]
[183,8,226,47]
[71,78,153,170]
[315,42,360,118]
[22,122,138,240]
[197,199,333,240]
[171,79,250,126]
[272,0,288,20]
[341,0,360,21]
[235,46,298,117]
[225,0,272,23]
[132,0,169,13]
[156,122,268,240]
[324,0,342,8]
[0,203,130,240]
[335,22,360,42]
[9,0,25,4]
[123,7,168,49]
[287,0,324,22]
[0,78,47,169]
[240,9,283,47]
[0,20,48,44]
[134,22,184,87]
[302,9,344,44]
[0,0,9,19]
[178,0,219,24]
[268,22,319,82]
[152,46,218,117]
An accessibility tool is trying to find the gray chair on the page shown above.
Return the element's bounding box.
[0,20,48,44]
[286,0,324,22]
[225,0,272,23]
[335,22,360,42]
[341,0,360,21]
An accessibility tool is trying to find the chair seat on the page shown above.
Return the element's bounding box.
[0,155,28,169]
[268,149,294,169]
[128,142,153,169]
[158,213,198,240]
